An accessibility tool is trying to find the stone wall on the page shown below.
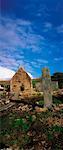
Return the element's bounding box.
[0,80,10,87]
[35,82,42,92]
[51,81,58,91]
[35,81,58,92]
[10,67,32,95]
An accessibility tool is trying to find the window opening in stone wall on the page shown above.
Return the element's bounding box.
[20,84,24,91]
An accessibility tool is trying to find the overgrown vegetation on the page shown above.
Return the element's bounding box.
[53,97,63,105]
[0,97,63,149]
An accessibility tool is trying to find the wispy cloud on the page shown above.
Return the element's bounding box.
[0,52,35,74]
[43,22,53,32]
[36,59,48,64]
[0,16,45,52]
[0,16,46,76]
[0,14,63,77]
[30,59,48,69]
[37,4,50,18]
[44,22,52,29]
[54,57,63,61]
[57,24,63,33]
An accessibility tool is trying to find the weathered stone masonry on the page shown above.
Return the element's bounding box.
[10,67,32,94]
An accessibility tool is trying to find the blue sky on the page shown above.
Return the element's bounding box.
[0,0,63,78]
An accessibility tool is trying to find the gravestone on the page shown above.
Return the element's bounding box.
[42,68,52,108]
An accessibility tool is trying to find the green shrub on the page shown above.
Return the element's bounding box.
[53,97,63,105]
[14,118,30,132]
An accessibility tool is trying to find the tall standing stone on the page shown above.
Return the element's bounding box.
[42,68,52,108]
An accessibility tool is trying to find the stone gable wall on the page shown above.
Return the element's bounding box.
[10,68,32,94]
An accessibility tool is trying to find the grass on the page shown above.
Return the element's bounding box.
[51,125,63,133]
[53,97,63,105]
[0,97,63,149]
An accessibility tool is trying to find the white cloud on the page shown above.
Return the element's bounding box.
[0,66,33,80]
[0,66,15,80]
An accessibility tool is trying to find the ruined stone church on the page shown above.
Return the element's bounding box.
[10,67,32,94]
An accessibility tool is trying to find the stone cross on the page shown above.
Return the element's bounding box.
[42,68,52,108]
